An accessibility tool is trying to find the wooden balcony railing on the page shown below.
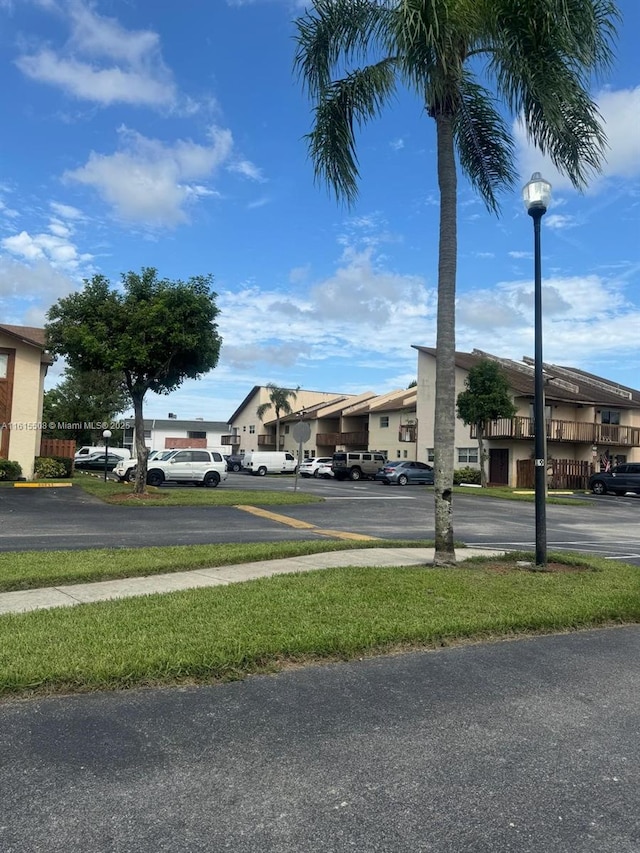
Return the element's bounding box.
[257,434,285,448]
[316,431,369,447]
[471,417,640,446]
[221,435,238,446]
[398,425,417,442]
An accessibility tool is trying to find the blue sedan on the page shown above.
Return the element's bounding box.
[375,460,434,486]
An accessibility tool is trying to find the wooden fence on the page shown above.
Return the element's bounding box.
[517,458,594,490]
[40,438,76,458]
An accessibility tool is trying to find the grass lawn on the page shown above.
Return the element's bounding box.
[0,551,638,698]
[74,473,323,506]
[0,539,433,592]
[454,485,589,505]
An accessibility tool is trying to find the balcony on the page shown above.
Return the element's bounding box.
[471,417,640,446]
[221,435,239,447]
[398,425,417,443]
[257,434,285,448]
[316,431,369,447]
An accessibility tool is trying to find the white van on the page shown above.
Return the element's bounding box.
[242,451,297,476]
[74,445,131,461]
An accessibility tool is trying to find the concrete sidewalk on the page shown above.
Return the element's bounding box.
[0,547,505,616]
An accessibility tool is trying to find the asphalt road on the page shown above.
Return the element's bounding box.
[1,474,640,562]
[1,626,638,852]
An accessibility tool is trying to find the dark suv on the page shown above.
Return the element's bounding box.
[589,463,640,495]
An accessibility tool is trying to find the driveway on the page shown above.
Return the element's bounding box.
[0,626,638,852]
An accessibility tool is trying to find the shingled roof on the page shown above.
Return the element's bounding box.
[413,346,640,410]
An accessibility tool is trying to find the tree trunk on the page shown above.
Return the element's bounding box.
[477,428,487,488]
[131,389,148,494]
[433,114,457,566]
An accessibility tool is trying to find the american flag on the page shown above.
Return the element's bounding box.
[600,453,611,472]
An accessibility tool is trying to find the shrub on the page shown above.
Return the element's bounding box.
[0,460,23,481]
[35,455,74,478]
[34,457,68,479]
[454,466,481,485]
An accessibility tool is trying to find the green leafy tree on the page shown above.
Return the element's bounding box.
[42,366,129,448]
[46,267,222,493]
[294,0,617,565]
[256,384,300,451]
[457,359,517,487]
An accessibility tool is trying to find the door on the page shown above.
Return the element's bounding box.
[489,449,509,485]
[166,450,194,481]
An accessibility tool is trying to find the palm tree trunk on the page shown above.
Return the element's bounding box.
[433,113,457,566]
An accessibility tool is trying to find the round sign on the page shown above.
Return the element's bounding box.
[292,421,311,443]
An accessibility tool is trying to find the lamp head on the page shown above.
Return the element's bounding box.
[523,172,552,214]
[102,429,112,440]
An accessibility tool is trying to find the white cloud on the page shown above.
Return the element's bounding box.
[1,222,92,271]
[517,86,640,191]
[229,159,265,182]
[390,138,405,151]
[545,214,577,230]
[63,126,236,226]
[14,3,176,108]
[509,250,533,260]
[457,273,638,366]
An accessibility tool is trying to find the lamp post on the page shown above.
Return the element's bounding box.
[102,429,112,482]
[523,172,552,568]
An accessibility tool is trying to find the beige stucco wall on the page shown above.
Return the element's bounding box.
[415,350,479,468]
[1,336,46,480]
[367,409,417,461]
[231,388,342,456]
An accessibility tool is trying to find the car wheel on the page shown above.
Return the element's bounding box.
[257,466,267,477]
[231,463,240,472]
[204,471,220,488]
[397,474,409,486]
[313,469,320,478]
[146,470,164,487]
[591,480,607,495]
[123,469,134,483]
[349,468,361,481]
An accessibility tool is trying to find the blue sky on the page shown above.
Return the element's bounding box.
[1,0,639,422]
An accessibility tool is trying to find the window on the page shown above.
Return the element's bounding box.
[458,447,479,464]
[0,354,7,379]
[191,450,210,462]
[284,425,290,434]
[143,430,151,440]
[380,416,389,428]
[187,430,206,440]
[397,450,401,458]
[243,425,246,432]
[427,448,435,462]
[249,425,255,434]
[403,449,408,458]
[601,410,620,425]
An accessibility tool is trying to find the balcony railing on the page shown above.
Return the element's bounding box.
[471,417,640,446]
[316,431,368,447]
[257,434,285,448]
[398,425,417,442]
[221,435,239,446]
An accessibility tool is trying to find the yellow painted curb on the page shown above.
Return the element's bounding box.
[235,505,317,529]
[13,482,73,488]
[314,529,379,541]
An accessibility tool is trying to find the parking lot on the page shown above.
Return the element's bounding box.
[1,473,639,562]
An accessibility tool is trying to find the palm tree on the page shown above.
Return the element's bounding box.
[256,384,300,450]
[294,0,617,565]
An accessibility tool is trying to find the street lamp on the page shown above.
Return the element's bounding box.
[102,429,112,482]
[523,172,552,568]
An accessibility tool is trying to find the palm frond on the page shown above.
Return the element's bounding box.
[487,0,618,188]
[294,0,394,99]
[306,59,398,204]
[453,75,516,213]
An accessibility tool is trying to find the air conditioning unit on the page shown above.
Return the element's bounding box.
[405,418,417,426]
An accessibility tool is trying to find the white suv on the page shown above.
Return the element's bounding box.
[298,457,333,478]
[114,450,168,482]
[146,449,227,488]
